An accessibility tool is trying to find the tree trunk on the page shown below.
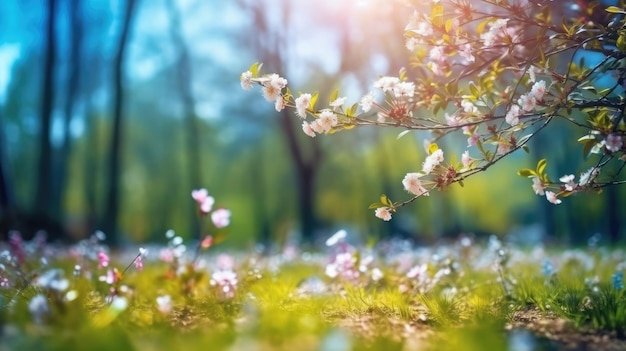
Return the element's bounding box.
[0,112,13,225]
[165,0,203,238]
[52,0,83,226]
[33,0,57,228]
[102,0,138,247]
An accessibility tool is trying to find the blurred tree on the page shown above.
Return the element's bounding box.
[51,0,83,231]
[102,0,138,247]
[33,0,59,238]
[164,0,203,238]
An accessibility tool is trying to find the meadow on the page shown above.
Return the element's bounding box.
[1,229,625,351]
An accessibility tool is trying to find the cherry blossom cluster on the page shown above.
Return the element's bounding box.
[241,0,626,219]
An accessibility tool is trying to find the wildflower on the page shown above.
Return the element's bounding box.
[531,177,545,195]
[325,229,347,247]
[110,296,128,312]
[98,251,110,268]
[541,260,555,277]
[0,277,8,288]
[29,294,49,324]
[505,104,521,126]
[201,235,213,249]
[210,269,238,298]
[371,268,384,282]
[156,295,172,315]
[605,133,623,153]
[216,254,235,270]
[559,174,576,192]
[402,173,429,197]
[302,121,316,138]
[134,251,144,271]
[545,191,561,205]
[191,188,215,215]
[211,208,231,228]
[375,207,392,221]
[36,269,69,292]
[359,91,376,112]
[295,93,312,118]
[240,70,253,90]
[612,271,624,290]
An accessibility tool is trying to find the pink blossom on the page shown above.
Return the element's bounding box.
[268,73,288,90]
[428,62,444,76]
[360,91,376,112]
[393,82,415,98]
[274,97,286,112]
[459,43,475,63]
[295,93,312,118]
[240,71,253,90]
[375,207,392,221]
[330,96,347,108]
[302,121,316,138]
[211,208,231,228]
[461,99,477,114]
[505,104,521,126]
[546,191,562,205]
[530,80,547,101]
[532,177,545,195]
[429,45,446,64]
[445,112,462,126]
[262,85,280,102]
[210,269,238,298]
[559,174,576,191]
[517,93,536,112]
[606,134,623,152]
[461,150,472,169]
[373,76,400,93]
[317,110,338,133]
[0,277,8,288]
[192,188,215,215]
[402,173,429,197]
[423,149,444,174]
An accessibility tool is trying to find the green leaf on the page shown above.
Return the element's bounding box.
[428,143,439,155]
[606,6,626,14]
[522,145,530,153]
[536,158,547,176]
[249,62,262,77]
[329,89,339,104]
[469,82,480,98]
[380,194,391,206]
[309,92,319,111]
[617,34,626,52]
[368,202,383,210]
[582,139,597,160]
[517,169,536,177]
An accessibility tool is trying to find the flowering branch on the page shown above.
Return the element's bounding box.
[241,0,626,220]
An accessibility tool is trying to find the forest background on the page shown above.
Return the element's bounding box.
[0,0,620,248]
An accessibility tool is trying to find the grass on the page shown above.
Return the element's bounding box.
[1,233,626,350]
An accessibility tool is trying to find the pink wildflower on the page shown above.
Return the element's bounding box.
[98,251,110,268]
[211,208,231,228]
